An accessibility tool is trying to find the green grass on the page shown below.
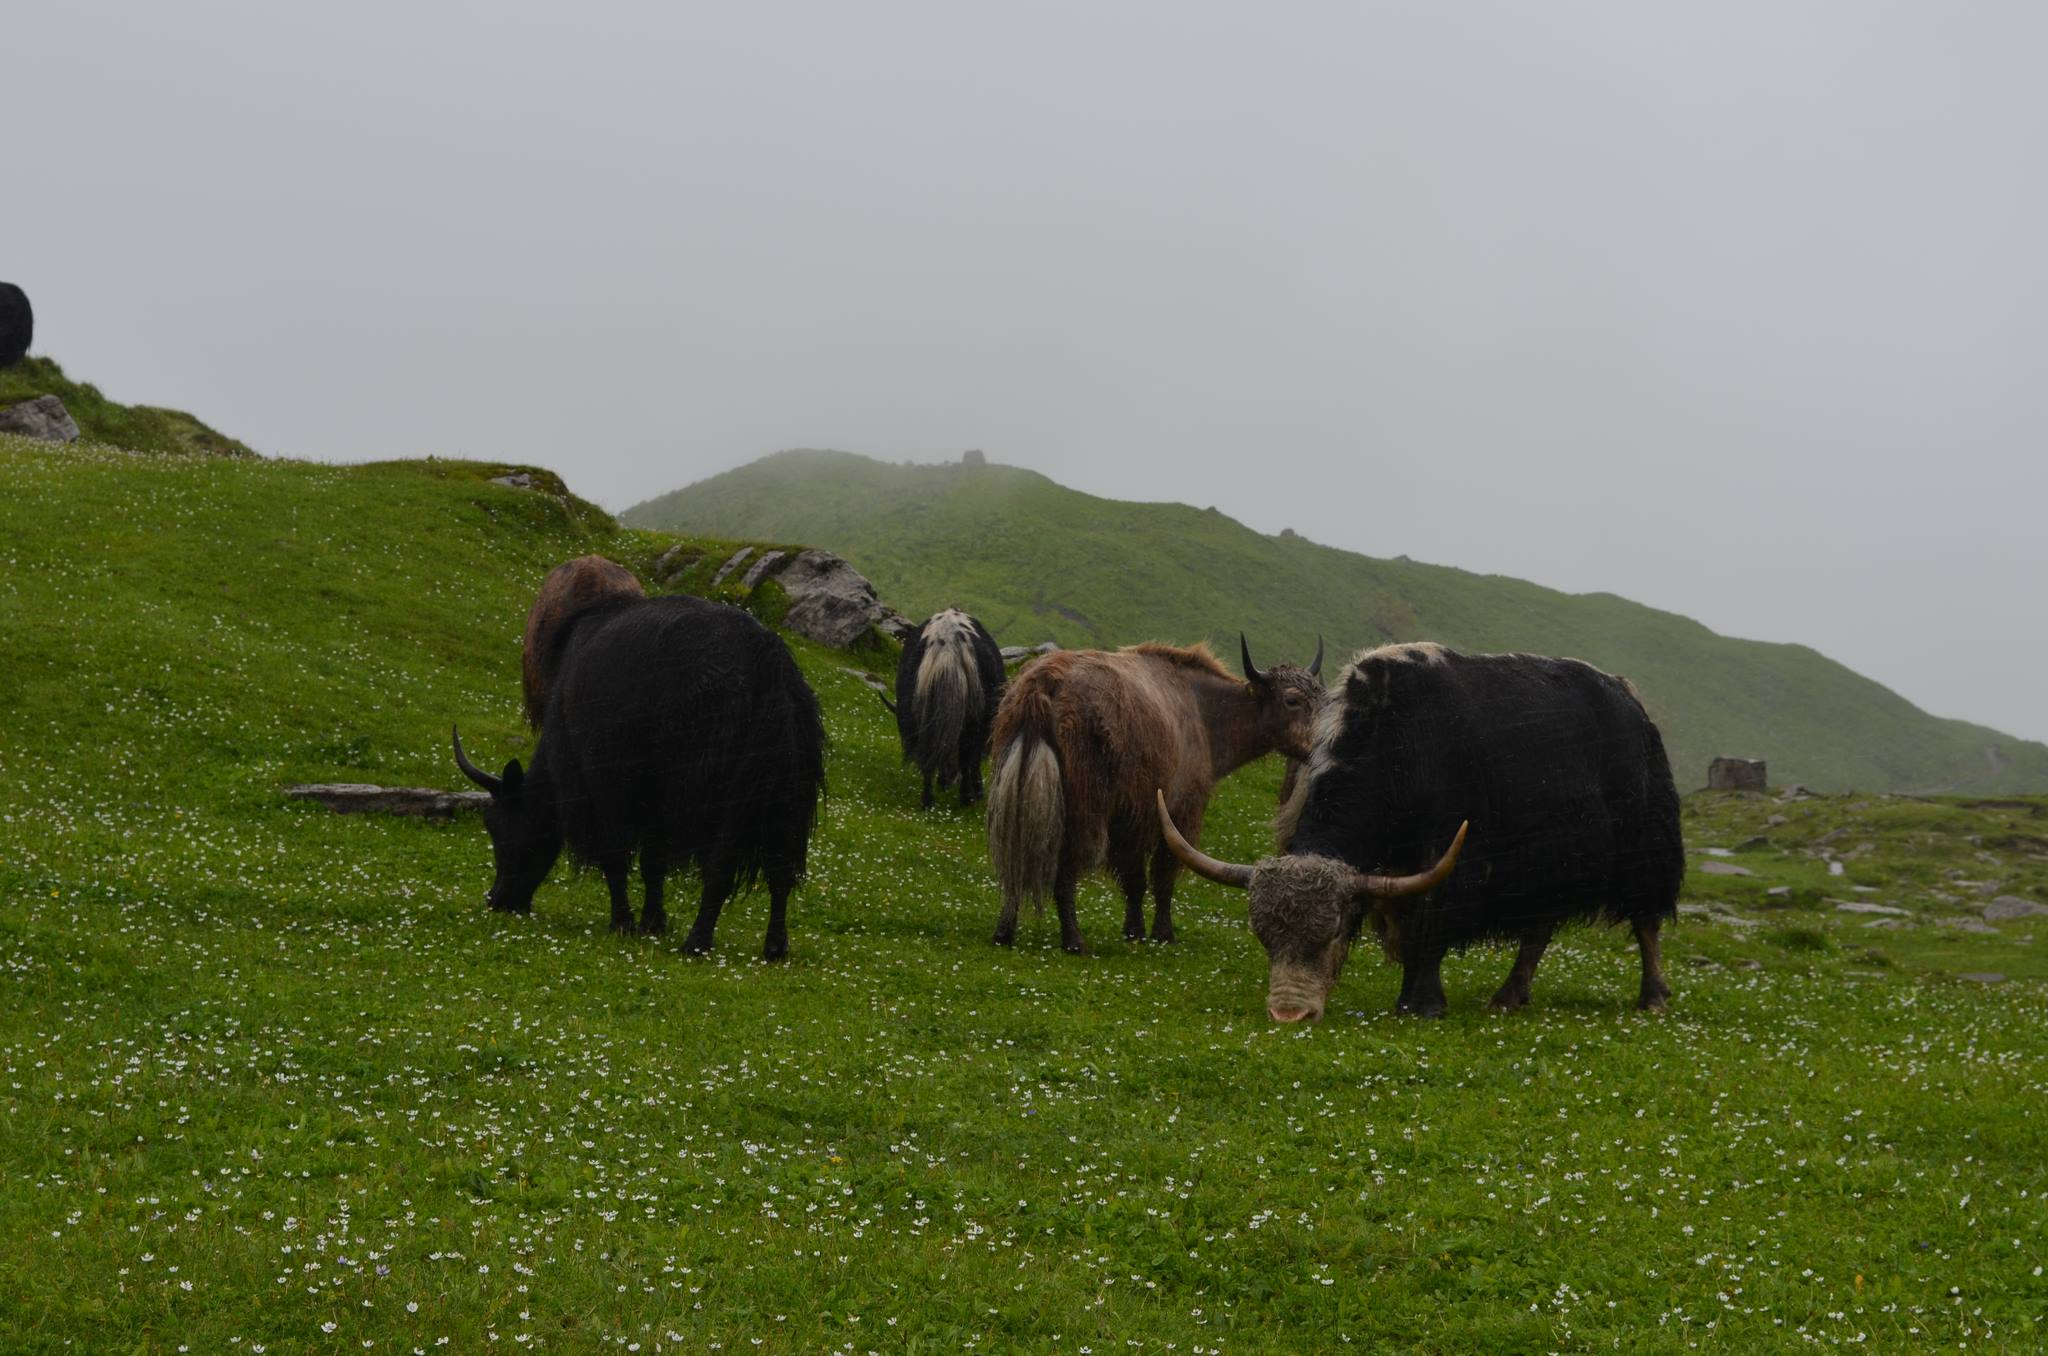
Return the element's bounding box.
[4,434,2047,1352]
[1,356,257,457]
[625,449,2048,796]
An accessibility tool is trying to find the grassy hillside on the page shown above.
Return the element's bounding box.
[1,356,257,456]
[5,433,2047,1351]
[627,449,2048,795]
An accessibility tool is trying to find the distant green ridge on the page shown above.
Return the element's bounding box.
[626,448,2048,794]
[0,355,256,456]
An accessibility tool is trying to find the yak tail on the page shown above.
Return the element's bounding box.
[910,622,981,785]
[986,713,1062,913]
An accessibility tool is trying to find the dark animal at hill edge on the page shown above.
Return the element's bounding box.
[1162,642,1683,1022]
[880,608,1005,808]
[521,555,643,727]
[988,634,1325,953]
[456,594,826,959]
[0,283,31,368]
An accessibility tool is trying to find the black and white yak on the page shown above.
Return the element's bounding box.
[454,594,827,959]
[1159,642,1682,1021]
[882,608,1005,808]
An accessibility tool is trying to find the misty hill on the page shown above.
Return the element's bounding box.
[626,449,2048,794]
[0,356,255,456]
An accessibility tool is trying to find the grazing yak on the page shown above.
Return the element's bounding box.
[988,635,1325,953]
[881,608,1005,808]
[455,594,826,959]
[1160,642,1682,1022]
[522,555,644,727]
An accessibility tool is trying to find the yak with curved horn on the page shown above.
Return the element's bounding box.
[1161,641,1682,1023]
[986,632,1324,953]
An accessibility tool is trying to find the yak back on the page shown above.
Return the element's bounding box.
[522,555,644,727]
[893,609,1005,768]
[1294,645,1681,945]
[537,594,826,889]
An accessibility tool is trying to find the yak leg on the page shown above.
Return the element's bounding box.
[1634,917,1672,1012]
[992,887,1023,947]
[1054,859,1087,956]
[1111,847,1148,942]
[920,768,936,811]
[637,843,669,937]
[681,863,736,955]
[762,863,795,962]
[1394,944,1450,1018]
[957,726,985,807]
[1148,840,1181,944]
[1488,928,1553,1011]
[600,854,635,934]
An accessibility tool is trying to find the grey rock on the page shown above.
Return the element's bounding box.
[286,783,488,819]
[710,547,754,587]
[777,549,888,648]
[1698,860,1754,877]
[842,667,890,695]
[1000,641,1061,662]
[1736,836,1770,850]
[1683,955,1722,969]
[1766,886,1793,898]
[1765,814,1788,828]
[488,471,535,489]
[1958,972,2006,984]
[1861,919,1906,930]
[1708,756,1767,791]
[876,611,920,643]
[1937,917,1999,935]
[1984,896,2048,922]
[961,449,986,466]
[0,394,80,443]
[1777,784,1817,802]
[653,544,702,580]
[739,550,788,589]
[1835,901,1910,916]
[1735,958,1765,971]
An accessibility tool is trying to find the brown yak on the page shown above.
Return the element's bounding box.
[522,555,644,727]
[987,635,1324,953]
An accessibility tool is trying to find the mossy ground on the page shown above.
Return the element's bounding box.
[3,438,2044,1352]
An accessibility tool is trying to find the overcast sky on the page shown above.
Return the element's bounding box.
[12,2,2046,742]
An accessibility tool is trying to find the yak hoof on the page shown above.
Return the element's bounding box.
[681,933,714,956]
[609,916,635,935]
[638,914,668,938]
[1487,990,1530,1013]
[1637,989,1671,1014]
[1061,939,1089,956]
[991,928,1016,947]
[1149,926,1178,945]
[762,939,788,962]
[1395,1000,1448,1019]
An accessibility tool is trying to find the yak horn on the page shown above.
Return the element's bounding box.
[1239,633,1264,685]
[1308,633,1324,678]
[451,725,503,794]
[876,691,898,717]
[1351,821,1469,898]
[1156,789,1255,888]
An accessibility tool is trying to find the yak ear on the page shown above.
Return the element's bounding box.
[500,759,525,792]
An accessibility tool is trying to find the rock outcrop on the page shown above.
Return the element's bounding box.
[0,394,80,443]
[1708,757,1767,791]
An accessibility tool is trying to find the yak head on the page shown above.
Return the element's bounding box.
[1238,634,1326,762]
[1157,790,1466,1023]
[453,727,562,914]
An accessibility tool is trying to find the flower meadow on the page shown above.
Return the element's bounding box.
[2,439,2044,1352]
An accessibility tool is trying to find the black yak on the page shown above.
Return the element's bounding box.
[882,608,1005,808]
[988,634,1324,953]
[1160,642,1682,1022]
[521,555,644,728]
[455,594,826,959]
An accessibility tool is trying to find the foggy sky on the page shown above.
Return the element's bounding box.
[12,2,2046,743]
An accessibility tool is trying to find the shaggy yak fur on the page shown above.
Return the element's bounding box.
[884,608,1005,808]
[456,594,826,960]
[521,555,644,727]
[986,636,1324,953]
[1177,643,1682,1022]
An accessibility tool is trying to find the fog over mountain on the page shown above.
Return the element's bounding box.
[12,2,2046,741]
